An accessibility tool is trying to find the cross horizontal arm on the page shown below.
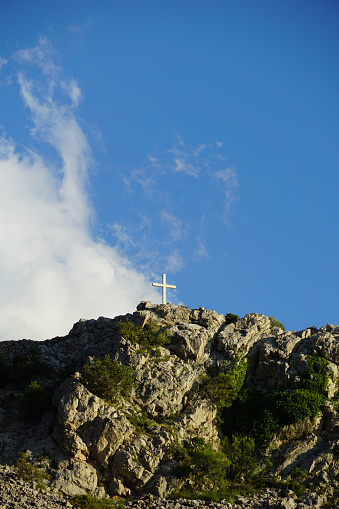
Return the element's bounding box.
[152,283,176,289]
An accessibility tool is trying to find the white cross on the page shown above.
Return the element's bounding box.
[152,273,176,304]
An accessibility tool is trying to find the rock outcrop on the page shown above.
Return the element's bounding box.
[0,302,339,507]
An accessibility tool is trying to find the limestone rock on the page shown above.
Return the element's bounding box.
[1,302,339,507]
[53,460,98,496]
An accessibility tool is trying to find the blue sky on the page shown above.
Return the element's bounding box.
[0,0,338,340]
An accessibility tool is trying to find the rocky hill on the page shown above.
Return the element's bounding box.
[0,302,339,508]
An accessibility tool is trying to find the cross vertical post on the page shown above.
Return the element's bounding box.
[152,273,176,304]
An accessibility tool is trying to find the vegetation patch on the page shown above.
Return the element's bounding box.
[269,316,286,331]
[222,434,257,482]
[20,380,51,422]
[172,355,331,501]
[81,355,136,404]
[200,358,247,410]
[0,346,50,389]
[12,346,49,387]
[172,435,261,502]
[300,355,329,395]
[173,437,230,491]
[15,452,50,483]
[221,355,329,445]
[269,468,309,498]
[128,409,157,432]
[225,313,240,325]
[171,432,313,502]
[119,319,170,354]
[70,495,125,508]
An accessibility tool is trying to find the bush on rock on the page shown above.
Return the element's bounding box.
[81,355,135,404]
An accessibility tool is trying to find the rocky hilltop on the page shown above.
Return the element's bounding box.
[1,302,339,508]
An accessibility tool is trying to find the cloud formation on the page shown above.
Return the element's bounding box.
[168,136,203,177]
[214,167,239,218]
[0,57,7,70]
[0,40,158,340]
[110,137,239,277]
[160,211,186,242]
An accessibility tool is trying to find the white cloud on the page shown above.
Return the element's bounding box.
[110,223,136,250]
[61,78,82,107]
[193,237,209,261]
[160,210,186,242]
[68,19,94,36]
[0,57,7,70]
[15,37,61,77]
[0,40,158,340]
[193,144,206,157]
[113,136,240,278]
[165,250,185,273]
[122,167,155,196]
[168,138,201,177]
[214,167,239,216]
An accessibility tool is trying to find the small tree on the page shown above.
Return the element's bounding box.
[269,316,286,331]
[81,355,135,403]
[13,346,48,387]
[119,319,169,349]
[20,380,49,422]
[223,434,256,481]
[174,437,230,490]
[225,313,240,325]
[301,355,329,395]
[201,359,247,410]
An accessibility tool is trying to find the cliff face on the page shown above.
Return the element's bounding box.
[0,302,339,506]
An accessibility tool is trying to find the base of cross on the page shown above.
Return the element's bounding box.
[137,300,177,310]
[137,301,154,310]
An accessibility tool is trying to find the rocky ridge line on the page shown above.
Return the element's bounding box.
[0,302,338,507]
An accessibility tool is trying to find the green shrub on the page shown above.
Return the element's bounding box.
[81,355,135,403]
[300,355,329,395]
[15,452,49,482]
[225,313,240,325]
[251,408,279,444]
[223,434,256,481]
[221,354,329,446]
[201,371,238,409]
[221,390,279,445]
[36,482,48,490]
[128,409,157,431]
[70,494,125,508]
[291,467,308,481]
[201,358,247,411]
[271,476,307,498]
[269,316,286,331]
[222,384,325,446]
[173,355,329,501]
[20,380,50,422]
[172,435,263,502]
[173,437,230,490]
[119,319,169,350]
[12,346,48,387]
[276,389,325,424]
